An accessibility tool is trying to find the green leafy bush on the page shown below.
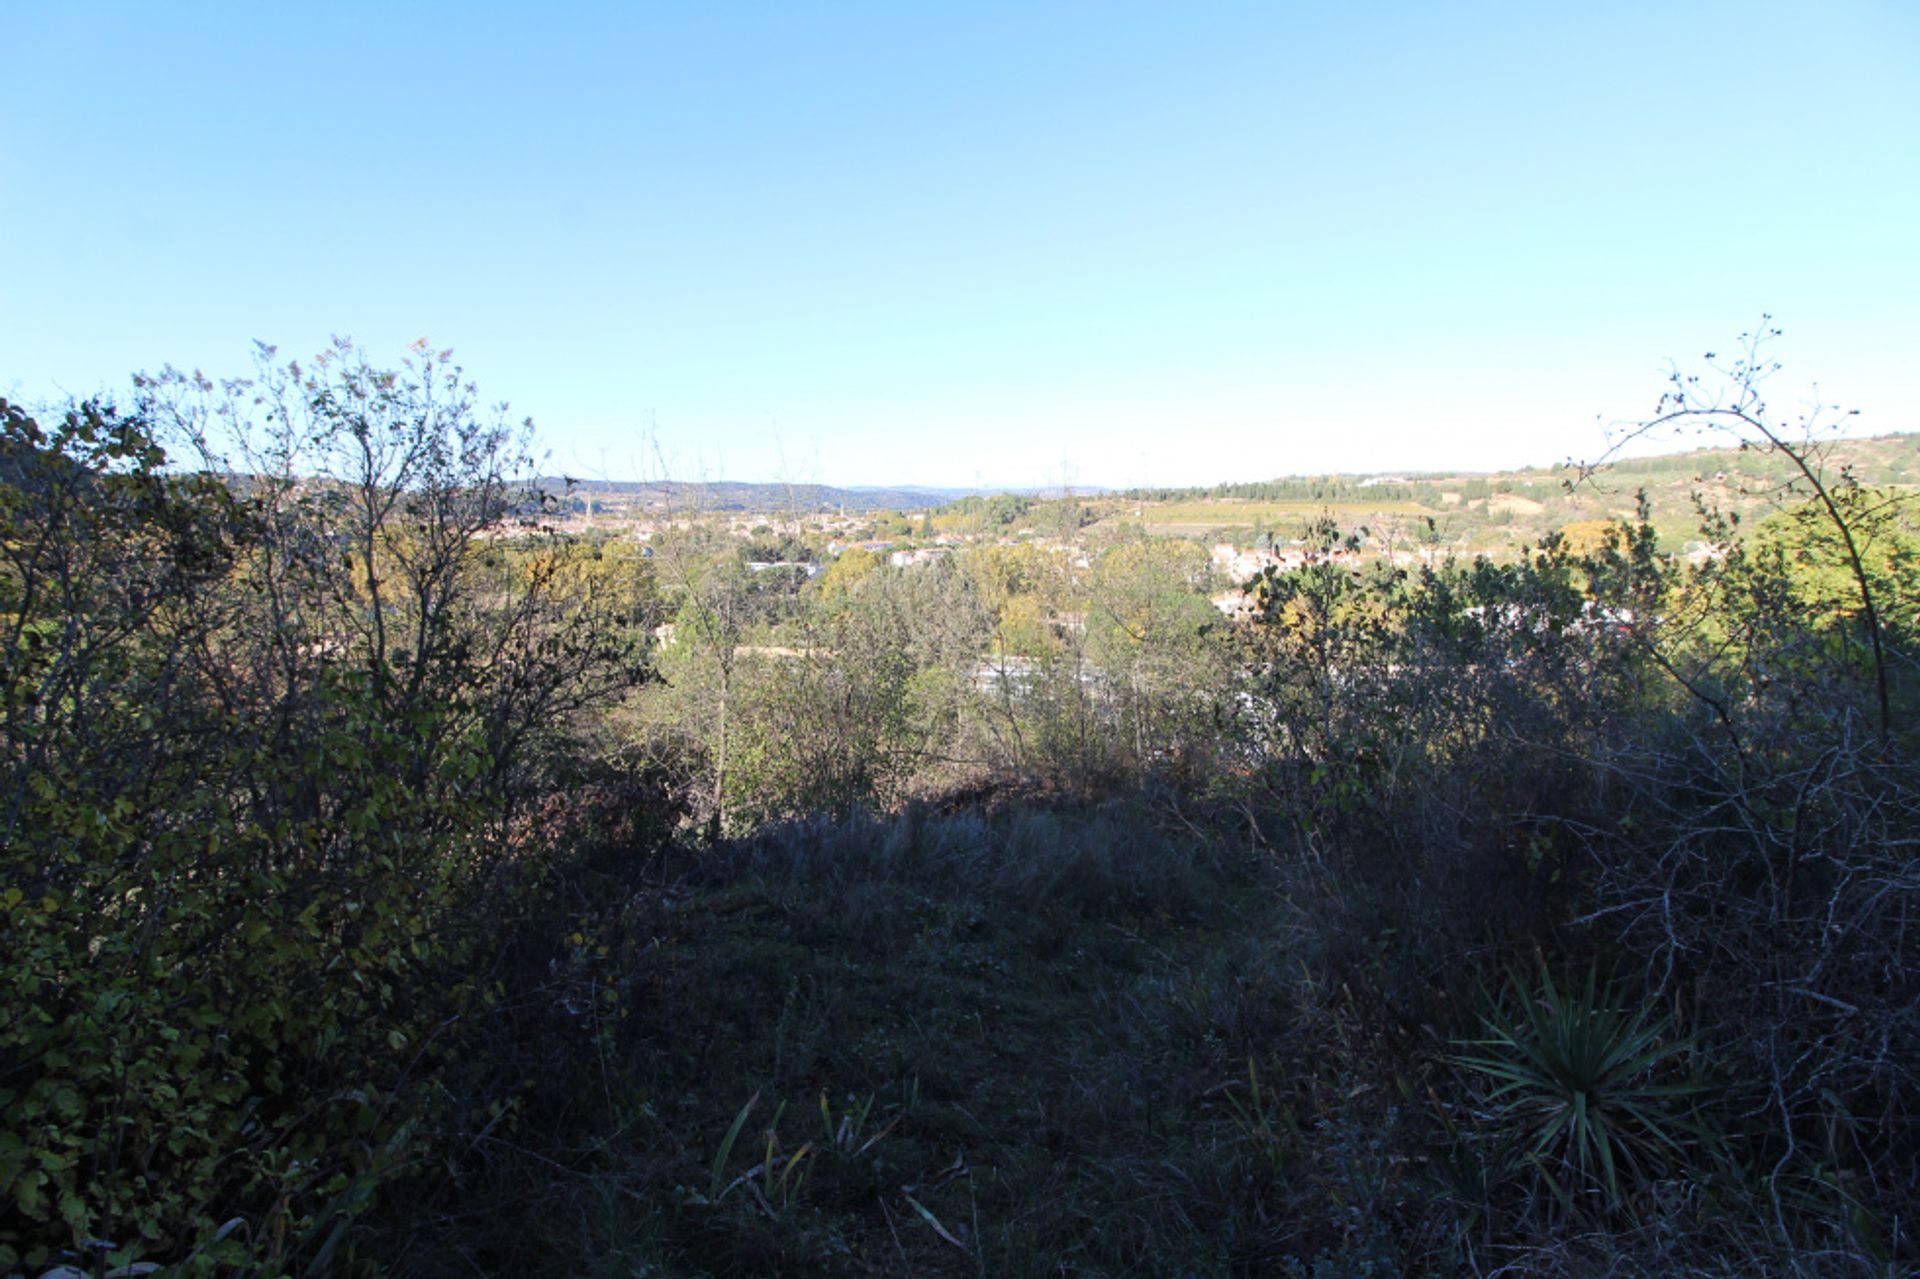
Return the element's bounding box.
[0,345,643,1273]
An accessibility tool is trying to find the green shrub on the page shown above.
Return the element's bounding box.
[0,347,643,1273]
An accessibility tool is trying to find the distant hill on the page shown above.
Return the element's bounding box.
[1124,433,1920,504]
[540,434,1919,542]
[539,478,1111,513]
[1100,432,1920,550]
[538,478,992,513]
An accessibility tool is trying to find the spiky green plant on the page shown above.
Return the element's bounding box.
[1452,965,1712,1211]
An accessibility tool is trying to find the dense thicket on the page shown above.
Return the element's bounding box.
[0,346,646,1275]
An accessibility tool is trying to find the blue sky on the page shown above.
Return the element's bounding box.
[3,2,1915,488]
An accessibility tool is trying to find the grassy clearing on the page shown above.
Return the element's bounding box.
[370,790,1820,1278]
[375,801,1447,1276]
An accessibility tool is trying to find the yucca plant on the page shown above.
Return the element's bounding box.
[1452,964,1714,1213]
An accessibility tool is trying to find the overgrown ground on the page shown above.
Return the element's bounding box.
[369,792,1786,1279]
[388,800,1297,1276]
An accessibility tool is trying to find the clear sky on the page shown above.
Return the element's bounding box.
[3,2,1916,489]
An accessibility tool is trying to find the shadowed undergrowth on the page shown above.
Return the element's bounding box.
[384,801,1299,1275]
[367,793,1831,1279]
